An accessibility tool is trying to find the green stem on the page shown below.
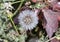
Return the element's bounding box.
[8,0,24,35]
[11,1,21,5]
[13,0,24,17]
[9,17,19,35]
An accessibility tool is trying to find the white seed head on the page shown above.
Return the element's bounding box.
[18,10,38,30]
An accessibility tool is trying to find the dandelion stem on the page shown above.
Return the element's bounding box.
[7,0,24,35]
[13,0,24,17]
[9,16,19,35]
[11,1,21,5]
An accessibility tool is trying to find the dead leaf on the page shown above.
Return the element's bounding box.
[42,9,58,38]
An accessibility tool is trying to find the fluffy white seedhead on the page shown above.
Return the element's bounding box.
[18,10,38,30]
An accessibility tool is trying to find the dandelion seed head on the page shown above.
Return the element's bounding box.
[18,10,38,30]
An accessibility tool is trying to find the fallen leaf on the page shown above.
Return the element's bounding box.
[42,9,58,38]
[53,2,60,12]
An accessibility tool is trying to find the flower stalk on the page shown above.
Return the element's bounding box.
[13,0,24,17]
[7,11,19,35]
